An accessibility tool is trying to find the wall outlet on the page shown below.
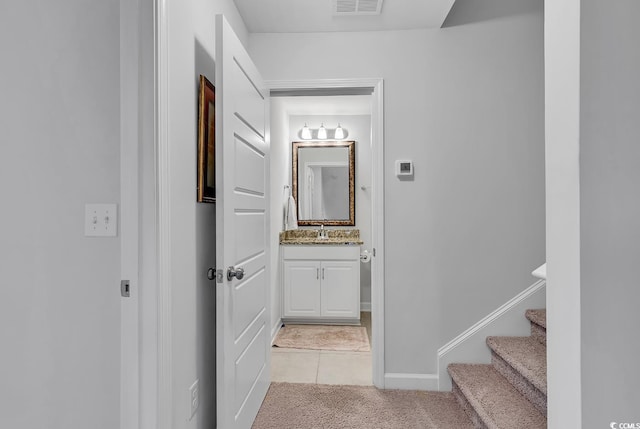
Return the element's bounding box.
[84,204,118,237]
[188,379,199,421]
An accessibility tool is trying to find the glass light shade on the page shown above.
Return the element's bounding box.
[317,123,327,140]
[301,123,311,139]
[334,124,345,140]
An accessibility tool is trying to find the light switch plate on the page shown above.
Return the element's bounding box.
[85,204,118,237]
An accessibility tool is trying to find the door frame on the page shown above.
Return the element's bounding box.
[130,0,171,427]
[120,0,157,428]
[119,0,140,426]
[267,78,385,388]
[156,0,172,427]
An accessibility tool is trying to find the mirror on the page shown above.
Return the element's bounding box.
[292,141,355,226]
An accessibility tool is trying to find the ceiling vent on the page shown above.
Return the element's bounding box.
[334,0,383,15]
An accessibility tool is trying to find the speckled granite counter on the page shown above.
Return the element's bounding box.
[279,229,363,245]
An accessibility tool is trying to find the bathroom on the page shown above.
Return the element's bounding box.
[268,92,377,384]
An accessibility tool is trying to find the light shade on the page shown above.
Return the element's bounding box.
[334,123,345,139]
[301,123,311,139]
[317,123,327,140]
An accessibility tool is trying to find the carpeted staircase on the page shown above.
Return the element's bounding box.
[448,309,547,428]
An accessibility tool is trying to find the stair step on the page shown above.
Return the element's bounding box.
[486,336,546,393]
[487,336,547,415]
[448,364,547,429]
[525,309,546,328]
[525,309,546,345]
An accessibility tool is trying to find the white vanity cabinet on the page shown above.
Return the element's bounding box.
[282,245,360,323]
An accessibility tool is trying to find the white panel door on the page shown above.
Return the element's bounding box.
[321,261,360,318]
[283,261,321,317]
[215,15,270,429]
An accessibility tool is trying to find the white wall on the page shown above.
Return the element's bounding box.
[0,1,121,428]
[580,0,640,426]
[164,0,248,427]
[251,0,545,377]
[544,0,583,426]
[546,2,640,426]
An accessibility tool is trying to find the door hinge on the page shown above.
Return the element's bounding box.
[372,248,376,257]
[121,280,131,297]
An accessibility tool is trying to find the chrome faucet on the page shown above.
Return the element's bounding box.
[318,224,328,239]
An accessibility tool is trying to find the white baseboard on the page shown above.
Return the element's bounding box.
[436,279,546,391]
[271,318,283,345]
[360,302,371,312]
[384,373,439,391]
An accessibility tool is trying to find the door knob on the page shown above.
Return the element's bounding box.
[207,268,215,281]
[227,266,245,281]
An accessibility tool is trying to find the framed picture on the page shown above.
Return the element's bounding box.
[197,75,216,202]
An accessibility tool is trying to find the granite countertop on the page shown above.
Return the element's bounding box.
[279,229,363,245]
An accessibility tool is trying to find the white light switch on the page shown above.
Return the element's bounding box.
[85,204,118,237]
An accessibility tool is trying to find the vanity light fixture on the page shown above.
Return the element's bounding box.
[317,123,327,140]
[301,123,312,140]
[300,123,346,140]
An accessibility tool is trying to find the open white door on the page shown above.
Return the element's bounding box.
[215,15,270,429]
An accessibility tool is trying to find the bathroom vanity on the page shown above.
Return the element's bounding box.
[280,230,362,324]
[281,140,362,324]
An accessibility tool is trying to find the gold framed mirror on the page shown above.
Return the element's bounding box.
[292,141,355,226]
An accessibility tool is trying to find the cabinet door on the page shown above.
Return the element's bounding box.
[283,261,321,317]
[320,261,360,318]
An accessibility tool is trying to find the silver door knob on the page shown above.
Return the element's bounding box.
[227,266,245,281]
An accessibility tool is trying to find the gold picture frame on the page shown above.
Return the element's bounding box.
[197,75,216,203]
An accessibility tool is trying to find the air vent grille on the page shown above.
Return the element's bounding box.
[334,0,383,15]
[336,0,357,13]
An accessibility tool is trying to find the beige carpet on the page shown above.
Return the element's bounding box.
[252,383,473,429]
[273,324,370,352]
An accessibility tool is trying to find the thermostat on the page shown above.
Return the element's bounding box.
[395,160,413,177]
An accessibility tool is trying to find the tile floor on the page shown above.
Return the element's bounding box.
[271,312,373,386]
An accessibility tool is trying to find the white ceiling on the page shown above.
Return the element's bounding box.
[233,0,457,33]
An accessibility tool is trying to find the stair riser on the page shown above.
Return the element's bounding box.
[491,352,547,416]
[530,323,546,345]
[452,381,489,429]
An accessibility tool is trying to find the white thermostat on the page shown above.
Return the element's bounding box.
[395,160,413,177]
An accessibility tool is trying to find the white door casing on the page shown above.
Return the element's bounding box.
[119,0,143,426]
[267,78,385,387]
[215,14,271,429]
